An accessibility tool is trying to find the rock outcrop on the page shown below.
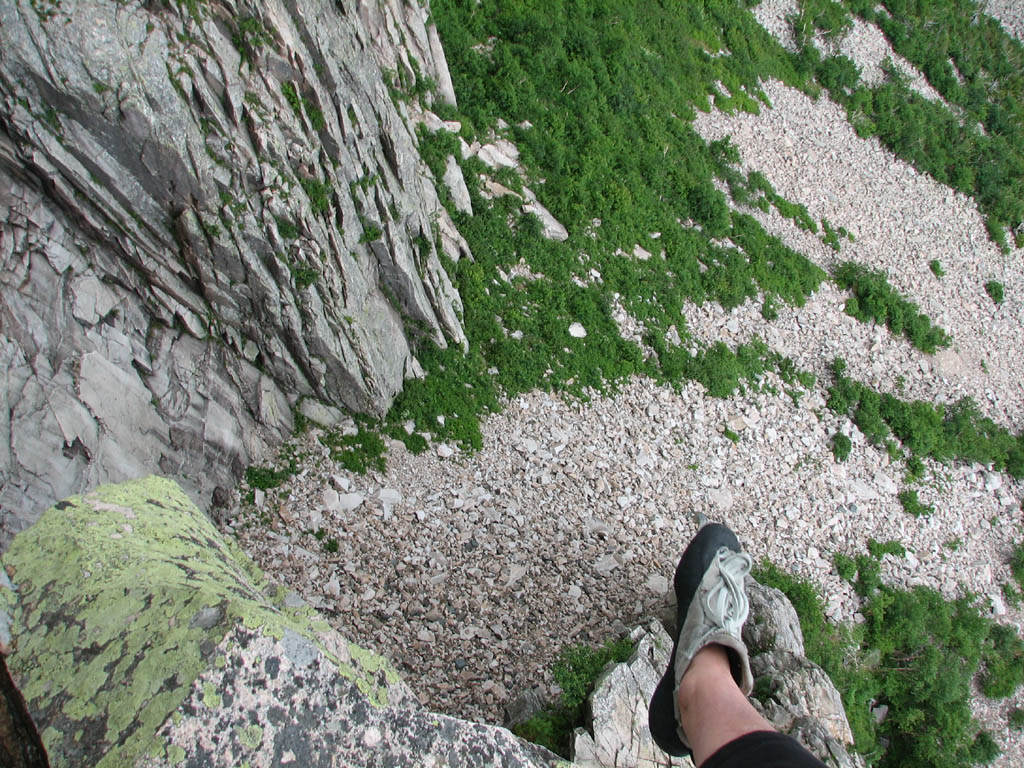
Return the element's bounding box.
[0,477,559,767]
[572,582,864,768]
[0,0,469,544]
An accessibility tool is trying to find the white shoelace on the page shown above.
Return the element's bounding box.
[701,547,752,635]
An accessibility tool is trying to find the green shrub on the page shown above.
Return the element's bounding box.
[1010,707,1024,730]
[244,465,292,490]
[984,280,1004,305]
[834,552,857,580]
[760,541,1023,767]
[898,488,934,517]
[834,261,950,353]
[823,0,1024,248]
[282,82,326,131]
[232,17,272,64]
[298,176,332,213]
[290,265,318,289]
[831,432,852,462]
[1009,542,1024,591]
[867,538,907,559]
[319,421,387,473]
[275,216,299,239]
[929,259,945,278]
[513,636,634,757]
[826,363,1024,479]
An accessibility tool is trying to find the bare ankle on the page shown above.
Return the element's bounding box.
[677,644,733,706]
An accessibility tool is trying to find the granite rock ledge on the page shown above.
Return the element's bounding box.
[0,477,561,768]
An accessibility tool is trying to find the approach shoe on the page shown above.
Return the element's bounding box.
[648,522,754,757]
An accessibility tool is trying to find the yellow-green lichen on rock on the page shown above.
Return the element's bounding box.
[0,476,401,767]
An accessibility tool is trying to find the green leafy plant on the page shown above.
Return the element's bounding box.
[929,259,945,278]
[834,261,951,353]
[826,359,1024,479]
[867,538,907,559]
[898,488,934,517]
[984,280,1004,305]
[282,81,326,131]
[1010,707,1024,730]
[831,432,852,462]
[275,216,299,239]
[298,176,332,214]
[319,420,387,474]
[232,17,272,64]
[758,538,1024,767]
[513,636,634,757]
[290,265,318,289]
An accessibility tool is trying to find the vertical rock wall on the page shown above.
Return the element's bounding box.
[0,0,470,543]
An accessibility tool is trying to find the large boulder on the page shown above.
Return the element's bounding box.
[0,0,469,543]
[0,477,559,767]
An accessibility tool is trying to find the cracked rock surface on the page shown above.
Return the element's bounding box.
[0,0,468,545]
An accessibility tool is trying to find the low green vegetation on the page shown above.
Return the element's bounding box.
[231,17,272,64]
[984,280,1004,305]
[826,358,1024,478]
[758,538,1024,767]
[897,488,934,517]
[275,215,299,239]
[244,464,293,491]
[791,0,1024,250]
[831,432,852,462]
[1010,708,1024,730]
[319,421,387,474]
[512,636,634,757]
[929,259,945,278]
[298,176,332,214]
[313,529,339,553]
[833,262,951,353]
[282,81,326,131]
[289,264,318,290]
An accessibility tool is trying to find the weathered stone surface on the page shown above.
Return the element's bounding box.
[0,477,561,768]
[744,580,806,656]
[572,621,693,768]
[444,154,474,215]
[0,0,469,541]
[574,580,863,768]
[743,582,866,768]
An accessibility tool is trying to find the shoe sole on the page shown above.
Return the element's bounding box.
[648,523,742,757]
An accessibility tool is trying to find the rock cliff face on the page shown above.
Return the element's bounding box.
[0,0,469,544]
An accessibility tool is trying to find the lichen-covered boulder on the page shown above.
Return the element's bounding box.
[0,477,561,767]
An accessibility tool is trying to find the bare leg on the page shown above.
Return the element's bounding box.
[676,644,774,767]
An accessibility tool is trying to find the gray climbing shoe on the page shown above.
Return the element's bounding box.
[648,523,754,756]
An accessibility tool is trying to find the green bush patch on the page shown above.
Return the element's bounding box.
[984,280,1004,305]
[831,432,852,462]
[826,358,1024,478]
[512,636,634,757]
[758,537,1024,767]
[897,488,934,517]
[834,261,950,353]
